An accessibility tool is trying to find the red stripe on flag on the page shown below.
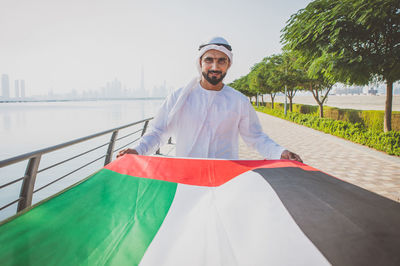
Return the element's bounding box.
[105,155,318,187]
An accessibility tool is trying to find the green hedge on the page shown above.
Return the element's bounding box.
[258,102,400,132]
[255,106,400,156]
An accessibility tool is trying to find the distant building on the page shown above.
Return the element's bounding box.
[333,85,363,95]
[135,65,148,98]
[112,78,122,96]
[1,74,10,98]
[151,80,168,98]
[20,80,25,98]
[141,65,145,93]
[368,88,378,95]
[14,80,20,98]
[102,78,123,98]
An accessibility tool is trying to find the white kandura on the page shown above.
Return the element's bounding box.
[133,82,285,159]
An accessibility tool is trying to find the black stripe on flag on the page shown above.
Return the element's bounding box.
[254,167,400,266]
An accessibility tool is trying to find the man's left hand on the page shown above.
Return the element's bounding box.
[280,150,303,163]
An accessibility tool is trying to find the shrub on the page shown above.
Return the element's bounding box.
[258,101,400,132]
[255,106,400,156]
[360,111,384,131]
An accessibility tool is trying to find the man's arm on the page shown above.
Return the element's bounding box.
[239,100,303,162]
[117,90,180,158]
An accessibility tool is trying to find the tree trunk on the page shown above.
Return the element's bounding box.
[270,94,275,109]
[287,89,297,112]
[261,94,265,106]
[310,84,324,118]
[319,103,324,118]
[384,81,393,132]
[288,96,293,112]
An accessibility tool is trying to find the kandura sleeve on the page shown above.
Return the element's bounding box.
[132,92,177,155]
[238,100,285,159]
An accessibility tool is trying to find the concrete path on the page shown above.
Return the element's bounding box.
[239,112,400,202]
[160,111,400,202]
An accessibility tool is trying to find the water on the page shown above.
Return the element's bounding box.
[0,99,163,220]
[0,100,163,159]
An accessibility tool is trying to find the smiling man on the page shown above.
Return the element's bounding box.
[118,37,302,162]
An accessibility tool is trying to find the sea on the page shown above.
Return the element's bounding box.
[0,99,163,220]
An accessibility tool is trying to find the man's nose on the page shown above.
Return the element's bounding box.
[210,61,219,70]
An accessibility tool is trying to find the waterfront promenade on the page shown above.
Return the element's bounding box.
[161,111,400,202]
[239,112,400,202]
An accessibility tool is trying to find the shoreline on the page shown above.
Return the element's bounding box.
[262,95,400,111]
[0,97,166,104]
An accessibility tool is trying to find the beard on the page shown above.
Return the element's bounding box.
[202,70,227,86]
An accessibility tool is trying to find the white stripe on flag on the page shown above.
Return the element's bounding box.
[140,171,330,266]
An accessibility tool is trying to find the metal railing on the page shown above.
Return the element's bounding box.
[0,117,152,215]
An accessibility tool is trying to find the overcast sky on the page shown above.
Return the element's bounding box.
[0,0,312,96]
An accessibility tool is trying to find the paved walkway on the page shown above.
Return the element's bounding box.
[239,112,400,202]
[160,111,400,202]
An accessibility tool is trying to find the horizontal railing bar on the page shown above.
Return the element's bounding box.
[0,176,25,190]
[113,137,141,153]
[0,118,153,169]
[115,129,142,141]
[0,197,22,211]
[37,141,111,174]
[33,155,106,194]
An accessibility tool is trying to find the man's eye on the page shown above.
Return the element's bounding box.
[204,58,213,63]
[218,58,227,64]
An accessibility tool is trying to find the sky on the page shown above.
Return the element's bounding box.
[0,0,313,96]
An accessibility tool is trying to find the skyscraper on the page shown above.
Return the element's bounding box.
[1,74,10,98]
[112,78,122,97]
[20,80,26,98]
[14,80,20,98]
[140,65,145,97]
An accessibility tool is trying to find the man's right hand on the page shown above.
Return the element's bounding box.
[117,148,138,158]
[280,149,303,163]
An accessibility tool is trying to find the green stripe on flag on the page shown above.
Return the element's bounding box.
[0,169,177,266]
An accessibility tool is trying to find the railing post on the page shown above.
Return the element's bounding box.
[168,137,172,144]
[141,120,149,137]
[104,130,118,166]
[17,155,41,212]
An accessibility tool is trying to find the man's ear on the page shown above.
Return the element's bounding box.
[199,58,202,68]
[227,59,232,70]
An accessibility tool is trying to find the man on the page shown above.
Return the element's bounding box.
[118,37,302,162]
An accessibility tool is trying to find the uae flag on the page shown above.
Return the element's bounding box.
[0,155,399,265]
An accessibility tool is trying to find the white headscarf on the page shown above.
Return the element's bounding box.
[196,42,233,74]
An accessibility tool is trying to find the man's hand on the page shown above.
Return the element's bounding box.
[117,148,138,158]
[280,150,303,163]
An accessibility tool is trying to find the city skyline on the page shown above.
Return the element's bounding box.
[1,71,171,100]
[0,0,314,96]
[1,70,400,101]
[1,74,26,99]
[1,0,398,100]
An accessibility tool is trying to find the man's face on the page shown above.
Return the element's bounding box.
[200,50,230,86]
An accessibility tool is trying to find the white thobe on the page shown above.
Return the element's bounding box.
[133,83,285,159]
